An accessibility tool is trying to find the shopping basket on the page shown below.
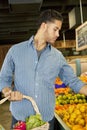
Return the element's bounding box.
[0,95,49,130]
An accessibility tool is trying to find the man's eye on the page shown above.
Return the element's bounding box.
[54,29,57,31]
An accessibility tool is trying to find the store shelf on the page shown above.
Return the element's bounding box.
[55,113,71,130]
[54,40,76,49]
[66,55,87,62]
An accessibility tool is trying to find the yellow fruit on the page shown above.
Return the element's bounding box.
[81,94,86,99]
[63,95,67,100]
[66,99,70,104]
[55,101,59,105]
[78,119,85,126]
[83,99,86,103]
[70,113,77,119]
[68,105,74,114]
[69,117,74,125]
[76,104,82,109]
[74,98,78,103]
[63,117,68,122]
[75,117,81,124]
[72,125,83,130]
[74,109,81,115]
[79,99,83,103]
[70,100,74,104]
[80,105,86,113]
[64,112,70,119]
[76,93,82,99]
[66,122,72,129]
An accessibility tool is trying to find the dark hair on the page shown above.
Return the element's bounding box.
[37,9,63,28]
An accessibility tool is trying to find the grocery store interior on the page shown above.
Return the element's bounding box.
[0,0,87,130]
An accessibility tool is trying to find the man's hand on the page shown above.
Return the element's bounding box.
[2,87,23,101]
[79,85,87,96]
[10,91,23,101]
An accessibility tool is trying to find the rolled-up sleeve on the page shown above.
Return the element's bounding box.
[58,54,86,93]
[0,47,14,91]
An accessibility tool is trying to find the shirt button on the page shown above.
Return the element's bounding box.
[35,61,37,64]
[35,95,37,98]
[36,83,38,86]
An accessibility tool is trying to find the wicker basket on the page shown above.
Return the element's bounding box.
[31,122,49,130]
[23,95,49,130]
[0,95,49,130]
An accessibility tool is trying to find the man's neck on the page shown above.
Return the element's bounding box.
[34,34,46,51]
[34,42,46,51]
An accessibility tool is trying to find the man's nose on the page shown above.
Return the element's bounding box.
[56,31,59,38]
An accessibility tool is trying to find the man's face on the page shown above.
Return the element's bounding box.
[44,20,62,45]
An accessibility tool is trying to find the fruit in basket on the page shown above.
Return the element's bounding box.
[13,121,26,130]
[25,114,46,130]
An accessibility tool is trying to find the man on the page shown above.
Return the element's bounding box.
[0,9,87,130]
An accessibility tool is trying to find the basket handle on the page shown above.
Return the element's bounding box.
[0,95,40,115]
[23,95,40,115]
[0,96,10,104]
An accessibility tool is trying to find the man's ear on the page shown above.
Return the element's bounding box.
[41,22,47,30]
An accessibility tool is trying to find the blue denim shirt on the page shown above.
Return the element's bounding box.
[0,36,85,121]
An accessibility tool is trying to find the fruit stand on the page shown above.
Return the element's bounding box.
[54,75,87,130]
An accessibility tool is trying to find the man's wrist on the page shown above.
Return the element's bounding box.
[2,87,12,97]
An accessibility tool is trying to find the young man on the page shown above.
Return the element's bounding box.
[0,9,87,130]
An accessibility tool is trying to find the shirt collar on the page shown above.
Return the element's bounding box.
[28,35,51,50]
[28,35,34,46]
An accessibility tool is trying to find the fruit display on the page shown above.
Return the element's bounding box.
[55,93,86,105]
[54,76,87,130]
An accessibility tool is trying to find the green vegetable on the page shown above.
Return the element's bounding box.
[25,114,46,130]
